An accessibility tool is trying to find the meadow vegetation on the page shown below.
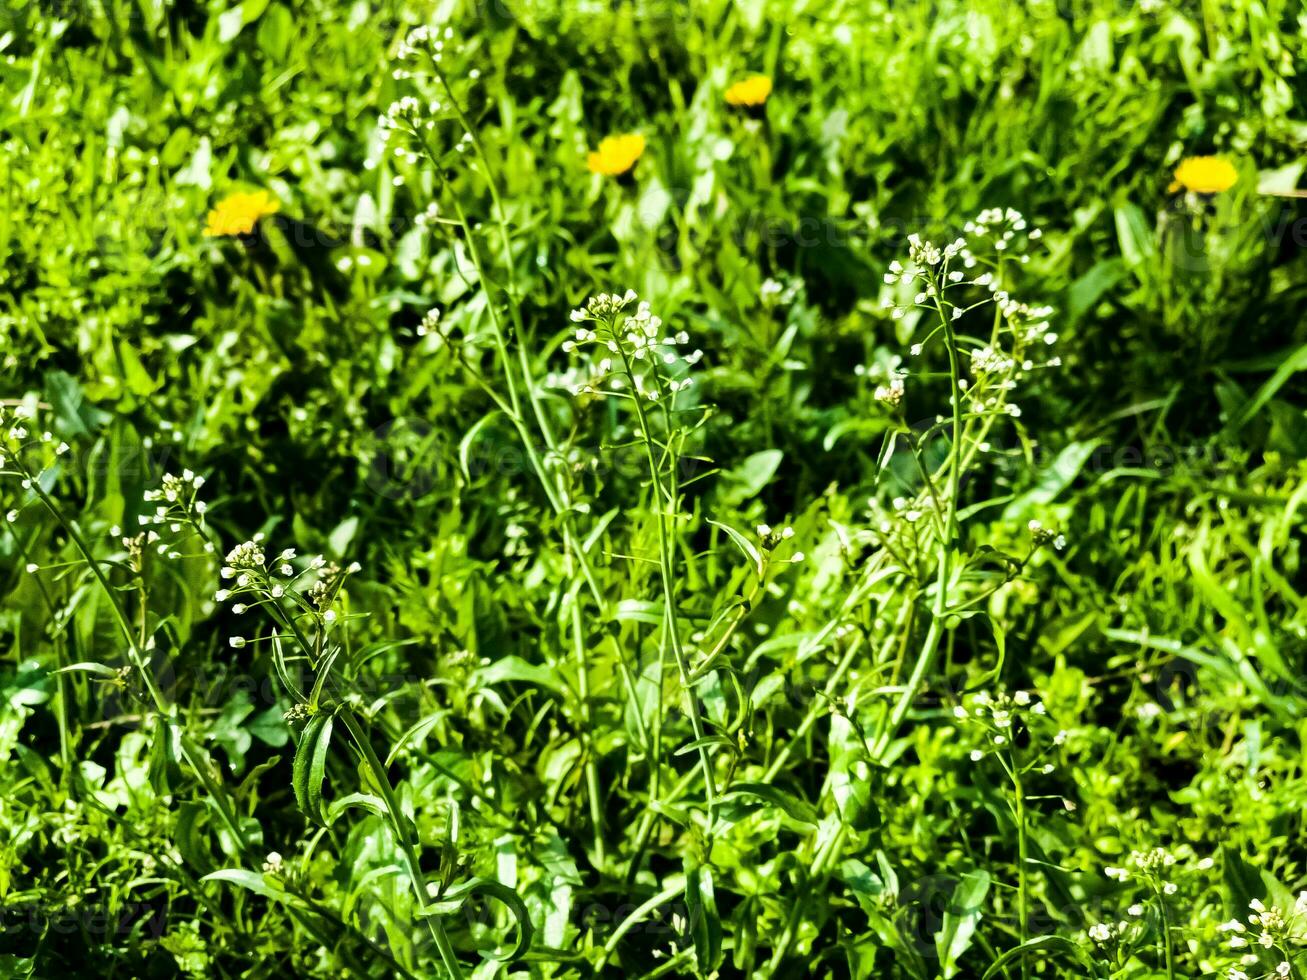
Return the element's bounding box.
[1,0,1307,977]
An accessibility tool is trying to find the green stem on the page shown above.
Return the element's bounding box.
[621,349,717,817]
[595,879,686,973]
[1012,763,1030,980]
[572,592,606,867]
[1154,883,1175,980]
[871,274,964,758]
[338,708,465,979]
[415,126,651,815]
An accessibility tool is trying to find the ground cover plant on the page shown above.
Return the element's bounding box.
[2,0,1307,976]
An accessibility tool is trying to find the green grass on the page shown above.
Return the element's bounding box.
[1,0,1306,977]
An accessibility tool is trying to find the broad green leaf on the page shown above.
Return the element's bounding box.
[936,869,990,978]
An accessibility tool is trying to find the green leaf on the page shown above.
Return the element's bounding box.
[1224,342,1307,434]
[55,662,120,678]
[936,869,990,978]
[722,782,820,826]
[707,519,764,579]
[175,802,215,875]
[830,760,881,832]
[684,859,723,972]
[472,656,566,694]
[326,793,388,823]
[148,716,182,796]
[420,877,534,960]
[44,370,111,437]
[459,411,502,483]
[716,449,783,506]
[981,935,1095,979]
[1114,201,1156,274]
[202,868,285,901]
[327,515,359,558]
[292,710,334,822]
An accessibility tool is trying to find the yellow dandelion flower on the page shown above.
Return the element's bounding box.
[1168,156,1238,195]
[587,133,646,177]
[204,190,281,237]
[725,74,772,108]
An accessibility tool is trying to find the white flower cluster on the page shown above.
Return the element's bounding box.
[760,276,801,308]
[1103,846,1214,899]
[216,534,361,648]
[558,291,701,401]
[756,523,804,563]
[415,202,440,228]
[880,209,1061,397]
[395,24,453,66]
[1088,920,1125,945]
[224,538,268,572]
[970,345,1015,375]
[874,374,906,406]
[140,469,209,545]
[1027,519,1067,551]
[865,493,930,536]
[965,207,1042,248]
[954,689,1047,759]
[417,307,442,337]
[568,289,639,322]
[1220,893,1307,978]
[0,407,71,509]
[1085,897,1153,949]
[378,95,432,145]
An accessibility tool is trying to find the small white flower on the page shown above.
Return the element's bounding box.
[229,636,247,649]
